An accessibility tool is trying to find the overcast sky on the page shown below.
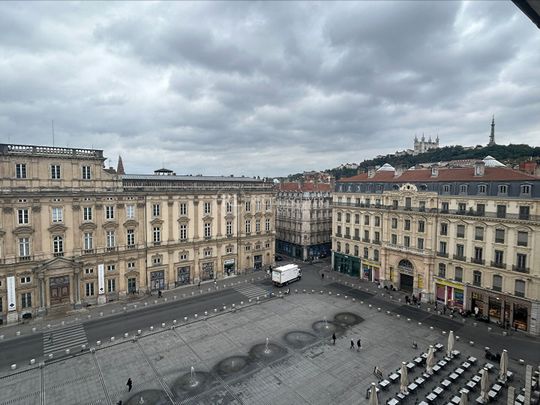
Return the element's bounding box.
[1,2,539,177]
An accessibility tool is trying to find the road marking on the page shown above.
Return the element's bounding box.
[233,284,269,299]
[43,323,88,355]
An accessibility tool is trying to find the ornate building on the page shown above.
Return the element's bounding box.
[0,144,275,324]
[413,134,440,155]
[332,157,540,335]
[276,182,332,260]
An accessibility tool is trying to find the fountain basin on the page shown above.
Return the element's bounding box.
[283,331,318,349]
[249,341,287,363]
[124,390,170,405]
[334,312,364,327]
[214,355,252,377]
[172,370,211,395]
[311,320,343,337]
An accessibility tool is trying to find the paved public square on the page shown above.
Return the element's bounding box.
[0,288,533,404]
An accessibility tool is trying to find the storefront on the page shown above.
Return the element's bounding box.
[308,243,331,260]
[176,266,191,286]
[150,270,165,291]
[434,278,464,309]
[276,240,303,259]
[361,259,380,282]
[253,255,263,270]
[466,286,537,334]
[224,259,235,276]
[398,259,414,293]
[201,262,214,281]
[333,253,360,277]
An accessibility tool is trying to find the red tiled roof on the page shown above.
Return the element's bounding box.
[277,182,332,192]
[339,167,538,183]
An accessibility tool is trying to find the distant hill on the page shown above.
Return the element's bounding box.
[287,144,540,181]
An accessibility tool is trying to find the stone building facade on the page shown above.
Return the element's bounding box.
[332,158,540,335]
[276,182,332,260]
[0,144,275,324]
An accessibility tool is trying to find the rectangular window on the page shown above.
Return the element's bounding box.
[440,223,448,236]
[106,231,116,248]
[245,201,251,212]
[19,237,30,257]
[478,184,487,194]
[245,220,251,234]
[404,236,410,247]
[53,236,64,254]
[375,216,381,227]
[107,278,116,293]
[180,224,187,240]
[391,234,397,245]
[363,247,369,259]
[517,231,528,247]
[21,276,31,284]
[18,208,29,224]
[392,200,398,209]
[391,218,398,229]
[476,204,485,216]
[85,282,95,297]
[85,267,94,275]
[516,253,527,269]
[438,264,446,278]
[404,219,411,231]
[204,202,211,215]
[364,230,369,241]
[473,271,482,286]
[496,205,506,218]
[474,227,484,241]
[498,185,508,194]
[418,220,425,233]
[105,206,115,220]
[126,204,135,219]
[52,207,63,222]
[265,218,271,231]
[127,229,135,246]
[265,200,271,211]
[454,267,463,282]
[51,165,61,179]
[364,215,370,226]
[345,213,351,223]
[82,166,91,180]
[255,219,261,232]
[521,184,531,195]
[519,206,530,220]
[83,232,93,250]
[475,247,483,261]
[16,163,27,179]
[456,225,465,238]
[107,264,116,272]
[21,292,32,308]
[459,185,467,194]
[153,227,161,243]
[204,222,211,238]
[443,185,450,193]
[419,201,426,211]
[152,204,160,217]
[256,200,261,212]
[354,245,359,256]
[439,241,447,254]
[456,244,464,258]
[127,262,135,269]
[354,214,359,224]
[458,202,466,212]
[374,231,380,242]
[417,238,424,250]
[204,249,212,257]
[226,221,233,236]
[495,229,505,244]
[494,250,504,265]
[441,202,449,212]
[180,202,188,216]
[83,207,93,221]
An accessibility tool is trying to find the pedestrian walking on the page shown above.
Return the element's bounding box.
[321,272,324,280]
[357,338,362,351]
[157,290,162,298]
[332,332,336,345]
[198,281,201,289]
[443,305,447,315]
[116,401,123,405]
[350,339,355,350]
[126,378,133,392]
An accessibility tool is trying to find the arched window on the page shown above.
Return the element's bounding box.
[336,242,341,252]
[345,243,350,254]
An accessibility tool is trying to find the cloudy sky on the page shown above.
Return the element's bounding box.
[1,1,539,177]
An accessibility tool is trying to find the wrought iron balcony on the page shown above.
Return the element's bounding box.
[490,261,506,270]
[471,258,485,265]
[453,254,466,262]
[512,265,530,274]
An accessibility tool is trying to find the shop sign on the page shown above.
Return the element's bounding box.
[434,277,463,289]
[224,259,235,265]
[98,264,105,295]
[7,276,16,311]
[362,259,379,267]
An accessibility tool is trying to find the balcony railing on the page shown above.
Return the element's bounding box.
[437,251,449,258]
[353,236,360,241]
[512,265,530,274]
[344,234,351,239]
[335,233,342,237]
[83,249,95,255]
[471,257,485,265]
[53,252,64,257]
[373,240,381,245]
[362,238,371,243]
[453,254,466,262]
[490,261,506,270]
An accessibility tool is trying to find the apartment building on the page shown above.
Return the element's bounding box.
[0,144,275,324]
[332,158,540,335]
[275,182,332,260]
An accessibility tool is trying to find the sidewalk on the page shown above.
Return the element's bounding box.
[319,269,540,363]
[0,271,267,340]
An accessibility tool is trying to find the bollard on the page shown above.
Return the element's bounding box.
[223,305,227,310]
[174,295,177,300]
[81,344,86,350]
[469,341,474,346]
[162,322,166,327]
[30,359,36,365]
[329,292,332,295]
[430,326,434,330]
[134,305,137,309]
[173,320,177,325]
[502,331,507,336]
[377,308,381,312]
[65,349,70,355]
[418,322,422,326]
[61,321,65,326]
[124,333,129,338]
[456,336,460,341]
[137,330,142,335]
[0,335,3,340]
[361,301,364,304]
[100,312,104,317]
[110,337,115,342]
[214,308,218,312]
[192,292,194,296]
[39,361,46,368]
[368,304,372,308]
[47,324,51,328]
[150,326,154,331]
[90,348,96,354]
[487,327,492,332]
[97,340,102,346]
[240,301,244,305]
[32,327,36,333]
[303,289,306,293]
[396,315,401,319]
[407,318,411,322]
[232,304,235,308]
[123,307,127,311]
[519,359,525,365]
[184,316,188,322]
[154,300,158,304]
[442,331,446,335]
[320,291,323,294]
[16,331,21,336]
[88,315,92,318]
[386,311,391,315]
[336,293,340,297]
[164,298,168,302]
[204,311,208,316]
[11,364,16,370]
[111,310,115,314]
[48,353,53,359]
[352,298,356,302]
[311,289,315,294]
[144,302,148,306]
[194,314,198,319]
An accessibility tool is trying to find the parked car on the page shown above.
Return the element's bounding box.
[275,255,284,261]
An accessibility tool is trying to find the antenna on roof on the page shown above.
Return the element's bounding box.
[52,120,55,146]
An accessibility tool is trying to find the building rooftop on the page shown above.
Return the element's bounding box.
[0,143,105,160]
[122,174,266,183]
[277,182,332,192]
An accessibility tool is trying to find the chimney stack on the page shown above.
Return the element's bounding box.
[474,161,485,177]
[368,167,376,178]
[431,164,439,177]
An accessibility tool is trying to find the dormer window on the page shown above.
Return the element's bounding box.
[521,184,531,195]
[478,184,487,194]
[498,185,508,195]
[442,185,450,193]
[459,185,468,194]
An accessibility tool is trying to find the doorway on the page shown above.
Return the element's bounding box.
[49,276,70,305]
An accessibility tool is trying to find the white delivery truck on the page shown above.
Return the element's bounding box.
[272,264,301,287]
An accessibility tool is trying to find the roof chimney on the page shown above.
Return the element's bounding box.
[367,167,376,178]
[431,164,439,177]
[474,161,485,177]
[395,165,406,177]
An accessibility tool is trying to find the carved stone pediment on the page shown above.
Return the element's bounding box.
[34,256,83,276]
[177,216,190,224]
[103,221,119,230]
[13,226,34,236]
[225,214,235,220]
[79,222,97,231]
[125,269,139,277]
[48,224,67,234]
[150,218,164,226]
[202,215,213,222]
[123,219,139,228]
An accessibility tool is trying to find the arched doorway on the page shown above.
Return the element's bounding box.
[398,259,414,293]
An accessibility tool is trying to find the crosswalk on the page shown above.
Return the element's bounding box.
[43,323,88,355]
[233,283,270,299]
